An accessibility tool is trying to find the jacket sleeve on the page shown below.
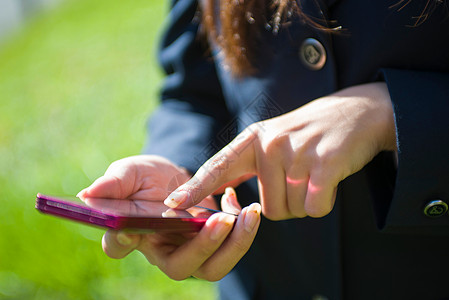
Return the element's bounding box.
[142,0,232,173]
[381,69,449,234]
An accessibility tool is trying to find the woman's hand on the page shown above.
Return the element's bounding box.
[77,155,197,205]
[78,155,261,281]
[164,82,397,219]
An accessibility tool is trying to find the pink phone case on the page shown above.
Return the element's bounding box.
[35,193,223,232]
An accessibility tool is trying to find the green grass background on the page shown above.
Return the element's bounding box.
[0,0,215,299]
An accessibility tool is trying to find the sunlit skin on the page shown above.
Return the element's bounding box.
[164,82,397,219]
[80,82,397,281]
[78,156,261,281]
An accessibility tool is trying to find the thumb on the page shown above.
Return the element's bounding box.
[77,159,139,200]
[78,175,127,200]
[163,128,257,209]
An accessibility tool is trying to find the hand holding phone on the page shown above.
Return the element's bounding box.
[37,156,261,282]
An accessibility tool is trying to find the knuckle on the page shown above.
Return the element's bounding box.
[310,165,337,188]
[315,149,340,171]
[230,237,251,254]
[107,156,136,170]
[305,203,332,218]
[205,154,230,174]
[199,156,233,187]
[183,178,205,200]
[291,146,311,165]
[166,272,189,281]
[262,207,290,221]
[105,160,123,173]
[195,267,225,282]
[246,122,261,136]
[262,133,288,157]
[233,124,259,153]
[195,243,216,259]
[163,262,190,281]
[289,207,307,219]
[236,123,259,146]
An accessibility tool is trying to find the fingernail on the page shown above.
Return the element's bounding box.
[164,191,188,208]
[162,209,177,218]
[210,214,235,241]
[116,232,132,246]
[224,187,236,201]
[225,187,235,197]
[76,188,87,199]
[244,203,261,233]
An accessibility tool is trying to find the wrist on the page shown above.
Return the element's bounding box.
[335,82,398,152]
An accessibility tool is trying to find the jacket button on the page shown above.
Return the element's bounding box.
[299,38,326,70]
[423,200,448,218]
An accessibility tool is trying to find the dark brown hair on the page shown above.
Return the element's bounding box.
[390,0,446,26]
[200,0,445,77]
[200,0,337,76]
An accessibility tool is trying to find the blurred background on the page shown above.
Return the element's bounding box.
[0,0,215,299]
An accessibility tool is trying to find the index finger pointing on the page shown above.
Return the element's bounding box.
[164,126,258,209]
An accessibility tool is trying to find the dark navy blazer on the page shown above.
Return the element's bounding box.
[144,0,449,299]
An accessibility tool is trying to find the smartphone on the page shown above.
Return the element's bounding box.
[35,193,228,232]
